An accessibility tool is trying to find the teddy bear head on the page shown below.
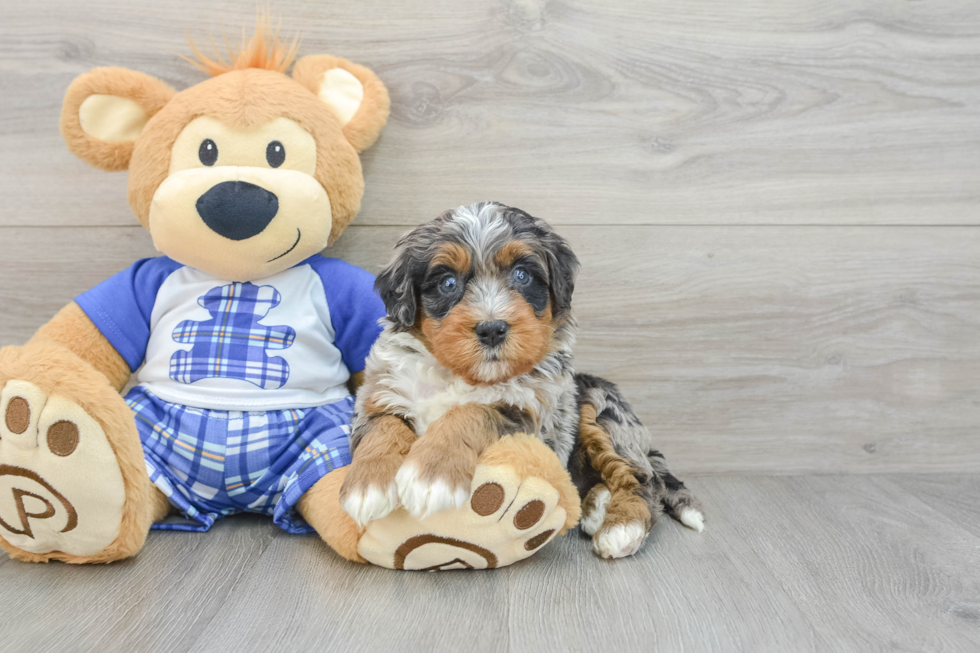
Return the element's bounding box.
[59,19,389,281]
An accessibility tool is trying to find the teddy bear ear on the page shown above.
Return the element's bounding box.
[61,67,175,171]
[292,55,390,153]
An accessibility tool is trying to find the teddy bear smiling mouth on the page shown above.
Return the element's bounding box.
[267,228,302,262]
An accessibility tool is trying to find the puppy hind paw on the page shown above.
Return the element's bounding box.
[592,521,647,559]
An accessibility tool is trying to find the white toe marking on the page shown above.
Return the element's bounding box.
[342,483,398,527]
[580,486,610,536]
[395,463,468,518]
[593,521,647,559]
[679,507,705,533]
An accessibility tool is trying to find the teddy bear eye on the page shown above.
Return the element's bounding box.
[266,141,285,168]
[198,139,218,166]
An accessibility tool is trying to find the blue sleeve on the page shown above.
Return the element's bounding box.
[308,256,386,373]
[74,257,182,372]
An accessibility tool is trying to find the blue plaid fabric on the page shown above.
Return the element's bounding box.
[125,385,353,534]
[170,282,297,390]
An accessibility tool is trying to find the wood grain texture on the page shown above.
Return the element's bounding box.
[0,516,279,652]
[187,531,514,653]
[2,476,979,652]
[1,224,977,474]
[511,475,980,652]
[1,0,979,227]
[889,475,980,540]
[695,476,980,652]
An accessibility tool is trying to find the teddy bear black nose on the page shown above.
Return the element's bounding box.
[196,181,279,241]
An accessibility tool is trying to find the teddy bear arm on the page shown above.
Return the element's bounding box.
[27,302,131,391]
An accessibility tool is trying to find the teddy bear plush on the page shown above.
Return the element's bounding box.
[0,20,578,569]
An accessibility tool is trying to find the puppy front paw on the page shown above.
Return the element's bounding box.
[341,482,399,527]
[339,457,401,527]
[395,462,470,519]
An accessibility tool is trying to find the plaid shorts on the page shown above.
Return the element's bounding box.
[124,386,353,534]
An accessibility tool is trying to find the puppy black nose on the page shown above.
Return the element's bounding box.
[196,181,279,241]
[475,320,509,347]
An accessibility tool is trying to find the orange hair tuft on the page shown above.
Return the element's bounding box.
[183,13,300,77]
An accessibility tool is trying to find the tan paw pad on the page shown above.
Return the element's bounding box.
[357,463,567,570]
[0,381,125,556]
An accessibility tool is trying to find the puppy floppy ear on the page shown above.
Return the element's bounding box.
[375,238,423,330]
[540,228,580,314]
[292,55,390,153]
[61,67,175,171]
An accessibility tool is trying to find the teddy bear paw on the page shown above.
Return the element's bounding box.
[0,380,126,557]
[357,461,568,570]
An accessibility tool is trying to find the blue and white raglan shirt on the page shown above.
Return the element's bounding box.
[73,255,386,534]
[76,255,384,411]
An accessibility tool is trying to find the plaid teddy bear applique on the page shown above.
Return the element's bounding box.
[169,282,297,389]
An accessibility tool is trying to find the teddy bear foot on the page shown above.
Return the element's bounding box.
[0,345,156,563]
[357,434,581,570]
[0,380,128,560]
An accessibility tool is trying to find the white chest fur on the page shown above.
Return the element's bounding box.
[365,330,539,435]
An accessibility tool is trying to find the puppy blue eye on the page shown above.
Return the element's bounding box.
[512,267,531,285]
[440,275,458,292]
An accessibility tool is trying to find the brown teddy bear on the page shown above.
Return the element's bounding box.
[0,19,578,569]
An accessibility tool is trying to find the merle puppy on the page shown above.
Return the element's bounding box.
[340,202,704,558]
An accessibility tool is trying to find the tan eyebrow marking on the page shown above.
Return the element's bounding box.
[430,242,471,272]
[494,240,534,269]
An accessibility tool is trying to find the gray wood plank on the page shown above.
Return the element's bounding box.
[507,489,824,653]
[887,475,980,540]
[0,515,278,653]
[1,225,977,474]
[3,476,978,652]
[185,530,513,653]
[174,479,804,653]
[2,0,979,227]
[695,476,980,652]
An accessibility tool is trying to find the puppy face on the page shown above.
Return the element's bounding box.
[377,202,579,385]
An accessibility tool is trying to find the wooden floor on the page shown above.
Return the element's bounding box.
[0,475,977,652]
[1,1,979,651]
